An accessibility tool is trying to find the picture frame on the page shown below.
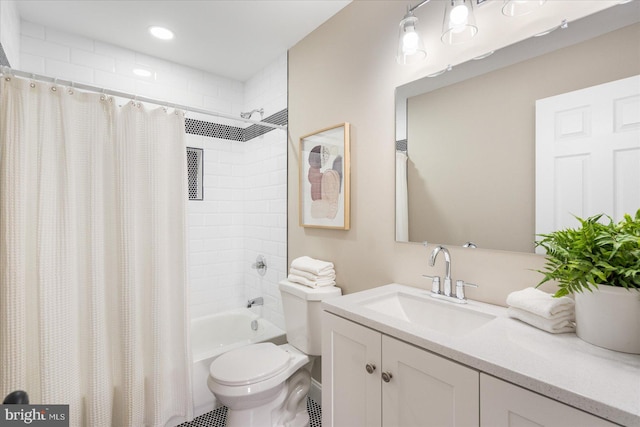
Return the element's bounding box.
[299,123,351,229]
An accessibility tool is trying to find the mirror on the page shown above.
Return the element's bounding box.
[395,3,640,252]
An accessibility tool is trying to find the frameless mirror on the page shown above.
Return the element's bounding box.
[395,3,640,252]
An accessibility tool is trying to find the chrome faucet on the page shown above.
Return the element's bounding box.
[429,245,452,297]
[424,244,479,304]
[247,297,263,308]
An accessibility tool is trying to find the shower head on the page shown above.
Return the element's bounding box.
[240,108,264,120]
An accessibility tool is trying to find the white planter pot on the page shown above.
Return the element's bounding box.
[575,285,640,354]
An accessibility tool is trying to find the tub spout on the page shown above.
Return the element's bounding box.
[247,297,264,308]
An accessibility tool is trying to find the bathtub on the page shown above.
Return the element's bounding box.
[191,308,287,417]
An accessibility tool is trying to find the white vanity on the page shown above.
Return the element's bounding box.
[321,284,640,427]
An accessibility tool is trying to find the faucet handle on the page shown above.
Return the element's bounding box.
[422,275,441,294]
[455,280,478,300]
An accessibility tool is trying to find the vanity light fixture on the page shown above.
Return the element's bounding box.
[441,0,478,45]
[148,25,175,40]
[397,8,428,65]
[397,0,547,65]
[502,0,547,17]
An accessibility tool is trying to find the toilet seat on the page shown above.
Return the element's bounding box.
[207,343,310,402]
[209,342,291,386]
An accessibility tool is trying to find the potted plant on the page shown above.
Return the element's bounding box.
[535,210,640,354]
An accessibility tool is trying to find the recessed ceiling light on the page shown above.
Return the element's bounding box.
[148,26,174,40]
[133,68,152,77]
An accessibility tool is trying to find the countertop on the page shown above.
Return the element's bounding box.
[322,283,640,427]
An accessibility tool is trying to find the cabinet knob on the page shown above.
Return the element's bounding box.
[381,372,393,383]
[365,363,376,374]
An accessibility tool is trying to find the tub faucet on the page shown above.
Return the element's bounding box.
[429,245,452,297]
[247,297,263,308]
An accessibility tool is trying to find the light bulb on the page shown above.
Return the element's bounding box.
[403,30,420,55]
[397,13,426,64]
[441,0,477,44]
[450,4,469,26]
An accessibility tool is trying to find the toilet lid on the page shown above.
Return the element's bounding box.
[209,342,291,386]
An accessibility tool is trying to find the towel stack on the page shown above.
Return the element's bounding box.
[287,256,336,288]
[506,287,575,334]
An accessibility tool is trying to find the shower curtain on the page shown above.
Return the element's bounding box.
[0,75,193,426]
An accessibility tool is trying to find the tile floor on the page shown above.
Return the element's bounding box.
[180,397,321,427]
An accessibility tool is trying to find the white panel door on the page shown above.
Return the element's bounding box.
[322,312,382,427]
[382,335,479,427]
[536,75,640,248]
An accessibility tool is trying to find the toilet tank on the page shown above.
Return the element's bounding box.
[279,280,342,355]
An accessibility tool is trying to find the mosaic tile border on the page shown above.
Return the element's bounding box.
[185,108,288,142]
[185,118,243,142]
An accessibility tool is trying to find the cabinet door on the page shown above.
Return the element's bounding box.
[480,374,616,427]
[382,335,480,427]
[322,312,382,427]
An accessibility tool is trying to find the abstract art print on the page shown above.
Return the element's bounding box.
[299,123,350,229]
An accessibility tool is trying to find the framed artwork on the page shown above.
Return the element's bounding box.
[299,123,350,229]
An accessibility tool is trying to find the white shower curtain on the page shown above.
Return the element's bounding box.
[0,75,193,426]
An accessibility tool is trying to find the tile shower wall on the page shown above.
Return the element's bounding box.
[242,55,288,329]
[18,20,244,115]
[15,20,288,329]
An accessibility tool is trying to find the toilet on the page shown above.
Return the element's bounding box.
[207,279,341,427]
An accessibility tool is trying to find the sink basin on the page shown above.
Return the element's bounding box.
[359,291,496,336]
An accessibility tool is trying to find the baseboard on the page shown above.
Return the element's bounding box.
[309,378,322,405]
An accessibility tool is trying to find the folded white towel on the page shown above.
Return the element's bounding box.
[289,267,336,281]
[287,273,336,288]
[507,307,576,334]
[291,256,335,276]
[506,287,574,319]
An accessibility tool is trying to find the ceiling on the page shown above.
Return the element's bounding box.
[15,0,351,82]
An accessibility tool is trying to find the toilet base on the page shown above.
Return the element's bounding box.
[225,368,311,427]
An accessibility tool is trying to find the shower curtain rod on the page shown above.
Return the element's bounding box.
[0,66,287,130]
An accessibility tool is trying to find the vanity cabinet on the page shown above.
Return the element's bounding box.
[480,374,616,427]
[322,312,479,427]
[323,311,618,427]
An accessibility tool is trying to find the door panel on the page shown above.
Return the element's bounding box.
[536,75,640,249]
[322,313,382,427]
[382,335,479,427]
